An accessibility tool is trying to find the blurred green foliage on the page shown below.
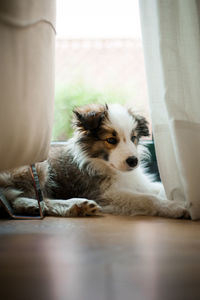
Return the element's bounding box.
[52,81,126,141]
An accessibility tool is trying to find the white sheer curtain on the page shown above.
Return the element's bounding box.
[139,0,200,220]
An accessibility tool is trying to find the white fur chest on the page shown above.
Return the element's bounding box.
[112,166,151,194]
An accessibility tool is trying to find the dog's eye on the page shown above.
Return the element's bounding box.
[106,137,117,145]
[131,136,137,143]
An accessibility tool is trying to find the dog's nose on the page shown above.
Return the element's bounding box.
[126,156,138,168]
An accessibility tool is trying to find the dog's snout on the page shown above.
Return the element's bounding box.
[126,156,138,168]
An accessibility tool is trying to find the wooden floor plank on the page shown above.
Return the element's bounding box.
[0,215,200,300]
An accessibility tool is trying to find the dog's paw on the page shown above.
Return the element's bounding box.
[159,201,190,219]
[68,198,101,217]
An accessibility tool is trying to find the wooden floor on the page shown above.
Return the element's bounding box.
[0,215,200,300]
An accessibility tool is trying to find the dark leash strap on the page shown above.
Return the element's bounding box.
[0,164,44,220]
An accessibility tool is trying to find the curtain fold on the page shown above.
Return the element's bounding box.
[139,0,200,219]
[0,0,56,171]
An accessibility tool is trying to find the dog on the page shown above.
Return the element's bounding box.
[0,103,189,218]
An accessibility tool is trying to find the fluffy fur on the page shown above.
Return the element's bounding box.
[0,104,189,218]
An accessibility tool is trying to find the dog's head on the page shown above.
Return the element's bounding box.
[73,103,149,172]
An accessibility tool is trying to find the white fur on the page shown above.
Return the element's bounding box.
[106,104,138,171]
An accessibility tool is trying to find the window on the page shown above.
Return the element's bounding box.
[54,0,151,141]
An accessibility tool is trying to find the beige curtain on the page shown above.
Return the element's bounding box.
[0,0,56,171]
[139,0,200,220]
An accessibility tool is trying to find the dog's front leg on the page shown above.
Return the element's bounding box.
[13,197,101,217]
[45,198,101,217]
[101,190,189,219]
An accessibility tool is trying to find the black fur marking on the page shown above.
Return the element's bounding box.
[135,115,150,138]
[75,122,110,161]
[76,130,110,161]
[103,153,109,161]
[91,150,109,161]
[112,130,117,137]
[74,111,105,131]
[128,109,149,139]
[73,105,108,133]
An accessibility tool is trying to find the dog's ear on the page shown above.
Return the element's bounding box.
[135,115,149,138]
[73,104,108,132]
[128,109,149,138]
